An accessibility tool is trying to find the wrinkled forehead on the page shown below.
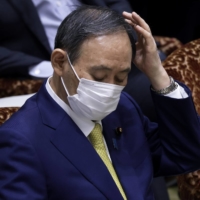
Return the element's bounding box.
[79,32,132,61]
[73,33,132,72]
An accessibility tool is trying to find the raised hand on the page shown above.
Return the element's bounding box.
[123,11,170,90]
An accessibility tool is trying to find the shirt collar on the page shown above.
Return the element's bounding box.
[45,77,101,137]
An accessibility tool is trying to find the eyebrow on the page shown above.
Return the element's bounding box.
[90,65,131,73]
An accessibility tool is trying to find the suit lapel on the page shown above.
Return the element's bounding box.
[51,117,123,200]
[9,0,51,54]
[102,114,144,200]
[36,83,123,200]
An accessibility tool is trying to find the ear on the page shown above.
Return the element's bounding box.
[51,49,68,76]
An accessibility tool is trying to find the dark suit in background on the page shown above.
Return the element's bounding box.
[0,0,132,77]
[0,0,51,77]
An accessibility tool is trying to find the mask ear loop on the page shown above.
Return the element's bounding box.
[61,54,80,96]
[66,54,80,81]
[61,77,70,96]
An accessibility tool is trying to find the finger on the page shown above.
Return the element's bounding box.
[123,11,151,32]
[134,24,156,48]
[122,11,134,21]
[123,12,140,27]
[124,12,155,48]
[131,12,151,33]
[125,19,143,47]
[124,19,137,27]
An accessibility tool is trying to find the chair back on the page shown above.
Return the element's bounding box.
[163,38,200,113]
[163,38,200,200]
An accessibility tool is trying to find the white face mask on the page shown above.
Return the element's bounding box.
[61,55,125,121]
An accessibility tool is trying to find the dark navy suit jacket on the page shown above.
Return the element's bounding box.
[0,82,200,199]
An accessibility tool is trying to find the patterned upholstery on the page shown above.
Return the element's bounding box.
[163,38,200,200]
[163,38,200,113]
[0,78,43,98]
[0,107,20,125]
[0,78,43,124]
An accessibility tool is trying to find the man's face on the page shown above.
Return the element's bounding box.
[63,32,132,95]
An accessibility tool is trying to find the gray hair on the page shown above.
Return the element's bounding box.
[54,5,135,64]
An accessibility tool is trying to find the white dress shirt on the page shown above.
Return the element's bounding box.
[32,0,81,50]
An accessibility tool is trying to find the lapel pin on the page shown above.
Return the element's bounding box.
[112,138,118,150]
[115,127,123,136]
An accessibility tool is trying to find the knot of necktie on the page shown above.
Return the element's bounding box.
[88,123,103,146]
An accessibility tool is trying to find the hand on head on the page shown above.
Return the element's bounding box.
[123,11,170,90]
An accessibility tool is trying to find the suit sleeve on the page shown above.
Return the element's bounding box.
[0,128,47,200]
[149,83,200,176]
[0,47,43,76]
[124,82,200,177]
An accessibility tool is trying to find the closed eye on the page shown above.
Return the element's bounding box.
[115,71,130,84]
[93,77,105,82]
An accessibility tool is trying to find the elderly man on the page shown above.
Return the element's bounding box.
[0,5,200,200]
